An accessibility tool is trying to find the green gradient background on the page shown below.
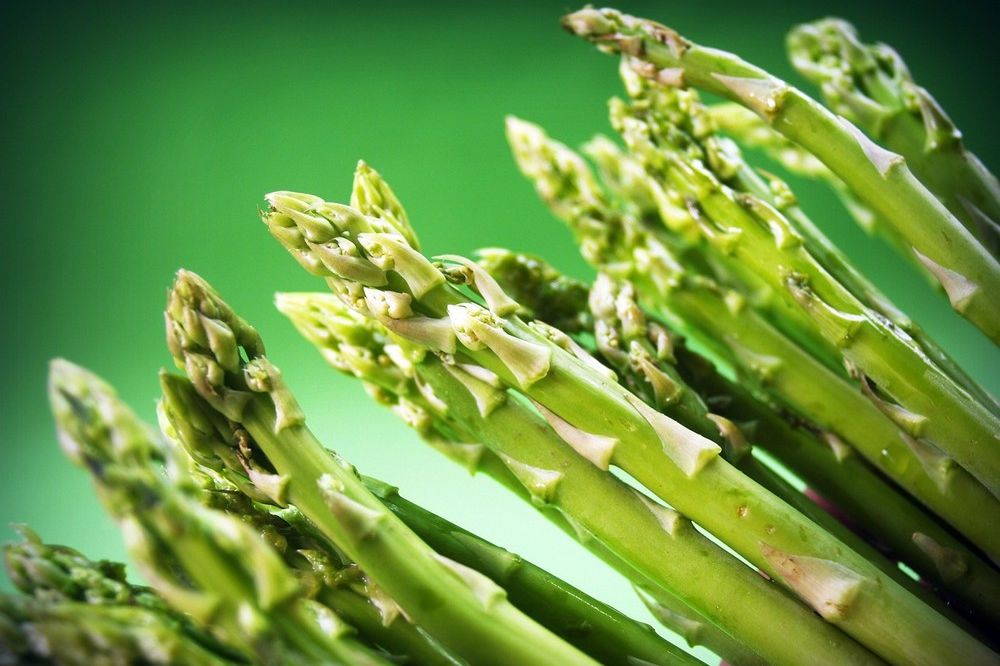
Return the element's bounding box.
[2,0,998,658]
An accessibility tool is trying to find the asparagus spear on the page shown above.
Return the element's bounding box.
[602,71,998,417]
[505,116,1000,565]
[47,360,388,666]
[163,269,598,666]
[481,249,1000,627]
[275,291,879,665]
[605,76,1000,496]
[3,525,247,664]
[263,183,994,664]
[161,355,690,666]
[366,477,701,666]
[562,7,1000,344]
[787,18,1000,256]
[277,289,763,665]
[697,101,999,416]
[0,594,239,666]
[164,455,466,666]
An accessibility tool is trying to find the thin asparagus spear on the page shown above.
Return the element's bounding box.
[562,7,1000,343]
[481,249,1000,627]
[606,77,1000,496]
[505,116,1000,564]
[163,270,598,666]
[277,290,860,666]
[787,18,1000,256]
[47,360,387,666]
[262,183,991,664]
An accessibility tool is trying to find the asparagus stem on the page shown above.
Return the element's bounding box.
[163,270,597,666]
[276,289,874,665]
[279,289,758,664]
[562,7,1000,343]
[0,595,237,666]
[505,116,1000,565]
[702,102,1000,417]
[167,456,466,666]
[482,251,1000,626]
[603,69,1000,496]
[787,18,1000,256]
[47,360,387,666]
[3,525,248,664]
[365,476,699,666]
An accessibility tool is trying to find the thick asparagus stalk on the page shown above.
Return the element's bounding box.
[505,116,1000,564]
[787,18,1000,256]
[606,80,1000,496]
[598,69,996,417]
[47,360,387,666]
[274,293,878,665]
[163,270,598,666]
[562,7,1000,343]
[366,477,700,666]
[263,183,993,664]
[697,102,998,415]
[481,250,1000,626]
[277,290,760,665]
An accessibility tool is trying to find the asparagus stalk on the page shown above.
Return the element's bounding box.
[505,116,1000,564]
[162,354,688,666]
[599,69,997,417]
[47,360,388,666]
[366,476,700,666]
[698,102,998,415]
[3,525,247,664]
[274,293,879,665]
[481,250,1000,627]
[562,7,1000,344]
[163,270,598,666]
[787,18,1000,256]
[2,528,245,666]
[605,77,1000,496]
[172,463,465,666]
[263,184,993,664]
[277,290,761,665]
[0,594,239,666]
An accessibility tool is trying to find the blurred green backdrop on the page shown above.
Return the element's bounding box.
[2,0,998,658]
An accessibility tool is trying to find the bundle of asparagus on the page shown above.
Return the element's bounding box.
[4,6,998,665]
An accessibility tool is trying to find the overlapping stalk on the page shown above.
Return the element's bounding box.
[47,360,388,666]
[606,82,998,416]
[505,116,1000,566]
[276,290,761,665]
[276,290,879,665]
[562,8,1000,345]
[162,270,599,666]
[597,61,1000,497]
[263,170,995,663]
[161,358,689,666]
[787,18,1000,256]
[480,249,1000,626]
